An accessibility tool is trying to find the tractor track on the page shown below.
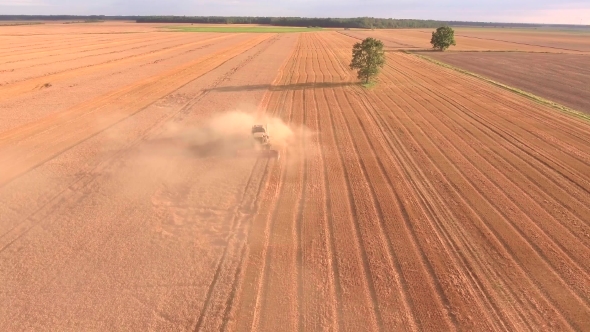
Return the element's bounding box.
[387,56,590,267]
[0,35,272,188]
[0,34,237,98]
[0,34,277,252]
[229,35,302,332]
[188,34,286,332]
[0,32,177,66]
[3,27,590,331]
[375,50,590,329]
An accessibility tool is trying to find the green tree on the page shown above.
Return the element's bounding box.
[430,26,456,51]
[350,37,386,84]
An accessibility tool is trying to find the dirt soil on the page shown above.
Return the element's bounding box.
[1,24,589,331]
[340,28,590,53]
[451,27,590,52]
[421,52,590,113]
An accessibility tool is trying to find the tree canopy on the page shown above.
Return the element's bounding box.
[430,26,456,51]
[350,37,386,84]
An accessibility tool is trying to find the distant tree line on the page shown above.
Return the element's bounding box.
[0,16,587,30]
[135,16,445,29]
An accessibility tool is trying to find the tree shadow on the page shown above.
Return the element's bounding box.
[203,82,359,93]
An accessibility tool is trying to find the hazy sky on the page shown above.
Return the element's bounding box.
[1,0,589,24]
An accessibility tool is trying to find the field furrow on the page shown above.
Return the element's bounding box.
[386,55,590,241]
[329,32,511,330]
[257,78,302,332]
[0,35,272,187]
[230,36,302,332]
[313,44,380,331]
[388,60,590,259]
[2,24,589,331]
[385,69,587,331]
[300,81,339,330]
[0,33,193,79]
[0,32,172,65]
[0,34,236,96]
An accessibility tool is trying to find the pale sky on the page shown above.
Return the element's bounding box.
[1,0,589,25]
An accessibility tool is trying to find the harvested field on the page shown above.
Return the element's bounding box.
[451,27,590,53]
[340,28,590,53]
[420,52,590,113]
[1,24,589,331]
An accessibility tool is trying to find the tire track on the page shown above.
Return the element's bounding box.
[0,34,237,100]
[0,35,272,189]
[420,58,590,143]
[172,35,284,331]
[328,31,564,330]
[0,35,278,255]
[193,157,269,332]
[384,64,590,308]
[387,57,590,260]
[0,33,139,56]
[230,35,302,332]
[398,55,590,165]
[388,55,590,236]
[0,32,174,66]
[256,33,309,332]
[362,86,539,330]
[324,31,500,330]
[326,33,501,329]
[376,53,579,323]
[217,38,298,329]
[367,78,563,330]
[387,54,590,215]
[316,33,423,331]
[311,34,381,331]
[299,33,339,331]
[0,33,193,79]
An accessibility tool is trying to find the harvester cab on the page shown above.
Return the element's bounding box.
[251,125,270,147]
[248,124,280,159]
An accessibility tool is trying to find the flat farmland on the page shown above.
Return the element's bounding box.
[451,27,590,52]
[421,52,590,113]
[340,28,590,53]
[1,24,589,331]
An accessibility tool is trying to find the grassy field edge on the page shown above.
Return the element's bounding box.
[411,52,590,122]
[164,26,323,33]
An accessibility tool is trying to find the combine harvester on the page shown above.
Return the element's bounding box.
[237,124,280,159]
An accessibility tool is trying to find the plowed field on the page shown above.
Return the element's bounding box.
[421,52,590,113]
[1,24,589,331]
[340,28,590,53]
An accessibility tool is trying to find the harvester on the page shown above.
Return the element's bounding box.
[237,124,280,159]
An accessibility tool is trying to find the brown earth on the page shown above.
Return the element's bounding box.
[451,27,590,53]
[340,28,590,53]
[420,52,590,113]
[1,24,589,331]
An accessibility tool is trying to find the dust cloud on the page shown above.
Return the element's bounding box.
[157,111,295,157]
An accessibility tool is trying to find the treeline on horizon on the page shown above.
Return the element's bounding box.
[136,16,445,29]
[0,15,587,29]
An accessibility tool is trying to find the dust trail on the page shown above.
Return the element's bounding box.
[155,111,296,158]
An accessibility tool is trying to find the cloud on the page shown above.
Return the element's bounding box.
[0,0,44,6]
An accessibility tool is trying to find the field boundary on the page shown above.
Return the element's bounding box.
[410,52,590,122]
[163,26,323,33]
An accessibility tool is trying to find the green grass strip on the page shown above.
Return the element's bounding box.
[0,22,44,26]
[412,52,590,122]
[165,26,323,33]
